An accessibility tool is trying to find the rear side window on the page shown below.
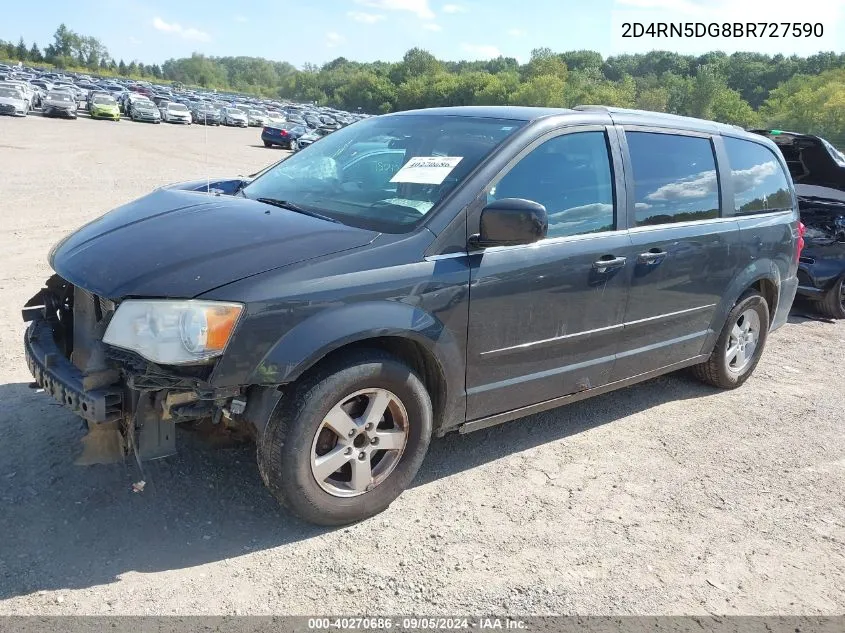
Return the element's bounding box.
[723,137,793,214]
[626,131,720,227]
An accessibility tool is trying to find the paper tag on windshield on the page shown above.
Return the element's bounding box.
[390,156,463,185]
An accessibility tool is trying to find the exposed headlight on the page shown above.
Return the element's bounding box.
[103,300,243,365]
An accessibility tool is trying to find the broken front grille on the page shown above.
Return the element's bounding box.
[71,286,116,376]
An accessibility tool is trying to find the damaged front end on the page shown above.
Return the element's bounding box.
[22,275,249,464]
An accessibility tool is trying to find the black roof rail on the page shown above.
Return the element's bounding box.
[573,104,747,133]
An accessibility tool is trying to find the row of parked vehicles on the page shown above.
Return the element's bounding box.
[0,63,369,131]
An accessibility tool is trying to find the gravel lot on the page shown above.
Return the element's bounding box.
[0,112,843,616]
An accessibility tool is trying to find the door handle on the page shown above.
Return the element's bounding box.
[637,249,668,265]
[592,256,627,272]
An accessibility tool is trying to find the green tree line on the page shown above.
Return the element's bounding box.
[3,25,845,140]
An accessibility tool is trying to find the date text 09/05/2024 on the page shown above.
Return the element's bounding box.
[621,22,823,38]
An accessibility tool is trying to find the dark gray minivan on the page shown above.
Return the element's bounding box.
[23,106,802,525]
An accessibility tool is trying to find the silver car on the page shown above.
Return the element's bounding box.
[0,85,28,117]
[222,107,248,127]
[247,108,268,127]
[162,102,192,124]
[41,90,78,118]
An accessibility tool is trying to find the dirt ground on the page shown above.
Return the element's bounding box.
[0,112,843,616]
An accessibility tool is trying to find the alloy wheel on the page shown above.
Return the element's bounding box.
[724,308,761,373]
[310,388,409,498]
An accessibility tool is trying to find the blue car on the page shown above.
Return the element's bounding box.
[261,123,306,149]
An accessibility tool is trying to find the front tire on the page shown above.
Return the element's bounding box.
[818,276,845,319]
[692,291,770,389]
[257,350,433,526]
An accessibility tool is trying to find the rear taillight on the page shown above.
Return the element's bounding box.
[280,129,288,136]
[796,221,806,261]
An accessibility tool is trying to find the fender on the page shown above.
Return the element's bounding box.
[699,258,781,356]
[246,300,467,432]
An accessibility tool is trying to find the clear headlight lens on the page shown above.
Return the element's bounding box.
[103,300,243,365]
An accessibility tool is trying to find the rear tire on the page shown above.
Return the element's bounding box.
[257,350,433,526]
[691,291,770,389]
[818,276,845,319]
[263,141,272,147]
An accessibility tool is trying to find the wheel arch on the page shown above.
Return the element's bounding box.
[245,301,466,435]
[290,335,450,435]
[701,260,782,356]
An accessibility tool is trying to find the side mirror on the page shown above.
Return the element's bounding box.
[470,198,548,248]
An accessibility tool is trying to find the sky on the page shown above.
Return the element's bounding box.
[4,0,845,68]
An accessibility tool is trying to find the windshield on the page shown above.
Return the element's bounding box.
[242,114,525,232]
[0,86,21,98]
[48,92,73,102]
[249,109,265,116]
[169,103,188,111]
[93,95,116,105]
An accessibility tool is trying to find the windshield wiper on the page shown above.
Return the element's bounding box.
[255,197,340,223]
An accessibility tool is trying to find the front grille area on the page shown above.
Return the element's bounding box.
[76,288,115,324]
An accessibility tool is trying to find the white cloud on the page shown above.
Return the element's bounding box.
[347,11,387,23]
[354,0,435,19]
[152,17,211,42]
[234,15,248,23]
[732,161,778,195]
[461,43,501,59]
[326,31,346,47]
[507,28,526,37]
[442,3,467,12]
[645,169,718,202]
[422,23,443,31]
[128,36,141,45]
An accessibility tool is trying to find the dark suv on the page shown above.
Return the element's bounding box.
[750,129,845,318]
[22,106,801,526]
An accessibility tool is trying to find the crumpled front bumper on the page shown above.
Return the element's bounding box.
[23,318,123,424]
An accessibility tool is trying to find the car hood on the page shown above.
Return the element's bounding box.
[49,188,379,299]
[92,103,118,110]
[0,96,25,106]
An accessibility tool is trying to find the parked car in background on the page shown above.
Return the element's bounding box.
[751,129,845,318]
[261,122,306,149]
[21,106,802,527]
[1,79,34,111]
[191,103,221,125]
[162,102,192,124]
[41,90,78,119]
[89,93,120,121]
[304,113,322,129]
[129,98,162,124]
[266,109,286,125]
[247,108,268,127]
[0,84,28,117]
[295,126,333,151]
[222,106,248,127]
[121,93,148,115]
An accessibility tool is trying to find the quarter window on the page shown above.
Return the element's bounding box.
[626,132,720,226]
[489,131,615,239]
[723,137,793,214]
